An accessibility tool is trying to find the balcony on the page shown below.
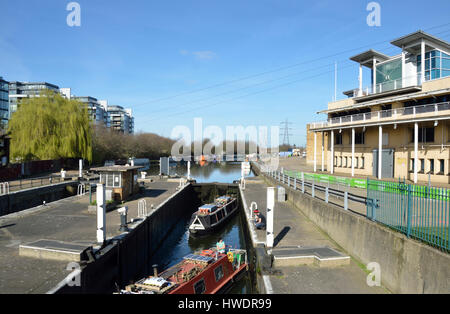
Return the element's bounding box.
[349,74,423,100]
[310,101,450,131]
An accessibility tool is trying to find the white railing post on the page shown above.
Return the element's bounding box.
[312,179,315,198]
[344,191,348,210]
[325,187,329,203]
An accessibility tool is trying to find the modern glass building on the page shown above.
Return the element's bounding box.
[106,105,134,134]
[0,77,9,127]
[73,96,107,126]
[8,81,60,116]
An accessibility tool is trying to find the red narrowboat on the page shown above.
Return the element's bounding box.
[121,248,248,294]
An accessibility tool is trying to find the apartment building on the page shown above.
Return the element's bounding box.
[8,81,61,116]
[73,96,108,126]
[0,77,9,126]
[106,105,134,134]
[308,30,450,184]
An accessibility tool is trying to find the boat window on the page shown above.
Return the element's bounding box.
[217,210,223,220]
[194,278,206,294]
[210,214,217,224]
[214,265,224,282]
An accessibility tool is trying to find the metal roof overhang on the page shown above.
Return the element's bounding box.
[349,50,391,68]
[391,30,450,54]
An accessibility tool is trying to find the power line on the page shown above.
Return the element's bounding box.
[131,23,450,109]
[138,29,450,121]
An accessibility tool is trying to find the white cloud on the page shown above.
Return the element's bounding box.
[180,50,216,60]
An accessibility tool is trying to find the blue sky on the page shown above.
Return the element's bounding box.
[1,0,450,146]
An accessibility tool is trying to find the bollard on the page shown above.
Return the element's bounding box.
[344,191,348,210]
[79,159,83,178]
[96,184,106,244]
[118,207,129,232]
[266,187,275,249]
[187,161,191,180]
[250,202,258,219]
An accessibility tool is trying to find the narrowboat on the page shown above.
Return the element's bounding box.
[121,248,248,294]
[188,196,238,236]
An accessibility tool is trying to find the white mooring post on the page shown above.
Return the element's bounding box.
[96,184,106,244]
[266,187,275,250]
[187,161,191,180]
[79,159,83,178]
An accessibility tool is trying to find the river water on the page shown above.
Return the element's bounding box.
[149,161,256,294]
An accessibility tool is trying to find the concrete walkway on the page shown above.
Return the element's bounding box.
[0,178,181,294]
[241,176,389,294]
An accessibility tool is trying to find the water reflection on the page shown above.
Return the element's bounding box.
[148,161,254,183]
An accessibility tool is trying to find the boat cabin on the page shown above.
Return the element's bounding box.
[198,204,218,215]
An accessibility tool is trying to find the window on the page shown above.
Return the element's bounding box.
[438,159,445,175]
[420,159,425,173]
[210,214,217,224]
[335,133,343,145]
[411,127,435,143]
[217,210,223,220]
[355,157,359,168]
[355,132,365,145]
[103,172,121,188]
[360,157,365,169]
[214,265,224,282]
[343,157,347,168]
[429,159,434,174]
[194,279,206,294]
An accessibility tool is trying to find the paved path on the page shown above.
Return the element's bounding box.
[0,178,180,294]
[241,176,388,294]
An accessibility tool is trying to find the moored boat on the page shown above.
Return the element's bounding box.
[121,248,248,294]
[188,195,238,236]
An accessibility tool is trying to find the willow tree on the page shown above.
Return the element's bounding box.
[7,90,92,163]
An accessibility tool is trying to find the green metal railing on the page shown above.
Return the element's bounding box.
[367,179,449,252]
[283,170,368,189]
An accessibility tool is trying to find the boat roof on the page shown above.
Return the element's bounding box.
[199,204,217,209]
[183,254,214,264]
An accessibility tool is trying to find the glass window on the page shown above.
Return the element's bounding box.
[439,160,445,174]
[429,159,434,174]
[194,279,206,294]
[214,266,224,282]
[420,159,425,173]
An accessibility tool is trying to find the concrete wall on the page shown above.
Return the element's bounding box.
[0,181,78,216]
[255,166,450,294]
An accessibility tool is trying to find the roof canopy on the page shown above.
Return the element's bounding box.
[349,49,391,68]
[391,30,450,54]
[91,165,143,172]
